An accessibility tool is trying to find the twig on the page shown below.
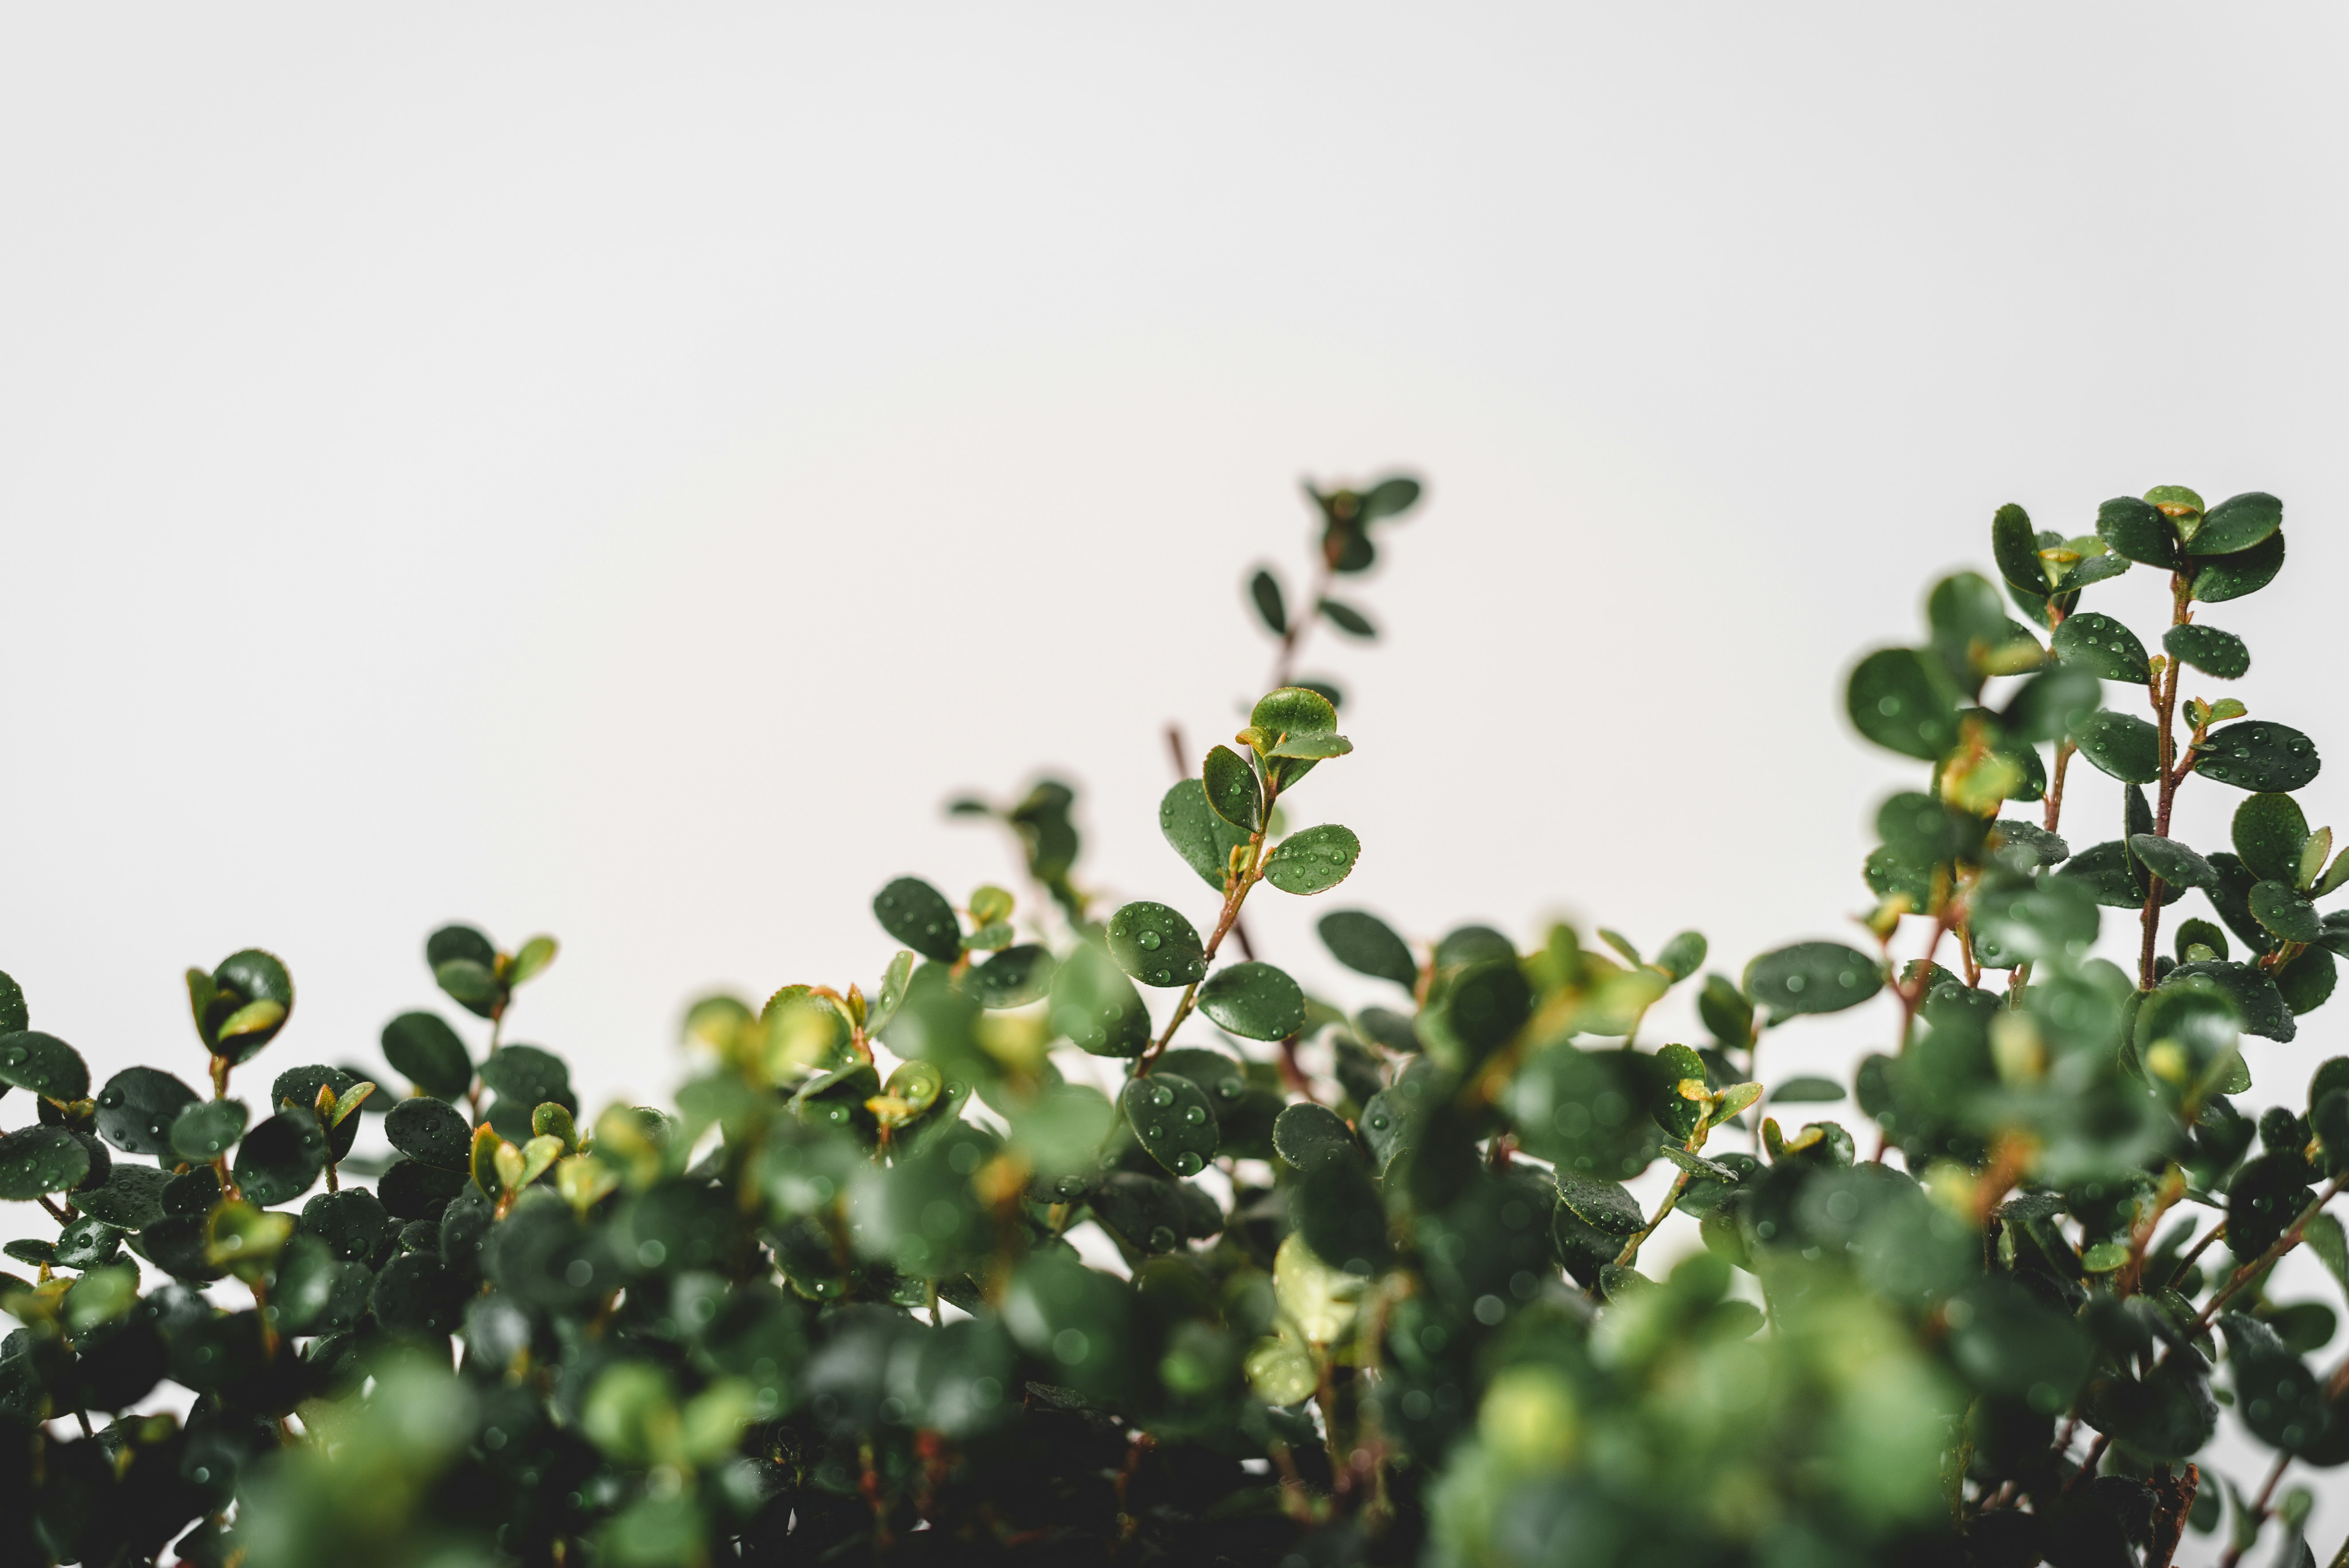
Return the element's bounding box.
[2218,1450,2293,1568]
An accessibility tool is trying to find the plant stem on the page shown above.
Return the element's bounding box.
[1138,774,1280,1072]
[2139,572,2197,989]
[1165,724,1254,961]
[2166,1221,2227,1291]
[2043,739,2075,835]
[2193,1180,2343,1336]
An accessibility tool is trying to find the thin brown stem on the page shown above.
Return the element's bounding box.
[1165,724,1254,961]
[2166,1221,2227,1290]
[2193,1181,2343,1336]
[2139,572,2196,989]
[2043,739,2075,835]
[1138,774,1280,1071]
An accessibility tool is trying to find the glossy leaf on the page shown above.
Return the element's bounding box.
[1273,1102,1359,1171]
[2192,529,2285,603]
[1120,1073,1218,1178]
[2186,491,2283,557]
[872,877,963,965]
[169,1098,248,1163]
[965,944,1056,1009]
[2234,793,2311,884]
[2096,494,2176,568]
[1158,778,1251,891]
[1248,568,1286,635]
[1318,598,1375,638]
[1262,823,1360,895]
[1105,902,1207,988]
[1197,961,1305,1041]
[2130,835,2216,891]
[2197,721,2320,792]
[0,1127,89,1199]
[231,1113,328,1207]
[2252,882,2323,945]
[1201,745,1262,832]
[386,1096,474,1170]
[2050,612,2149,683]
[0,1031,87,1103]
[1991,502,2049,593]
[2165,623,2249,680]
[2071,710,2161,784]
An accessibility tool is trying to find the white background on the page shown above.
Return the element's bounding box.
[2,8,2345,1556]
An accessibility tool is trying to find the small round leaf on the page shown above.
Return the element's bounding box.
[1105,903,1206,989]
[382,1012,475,1101]
[386,1096,475,1171]
[1318,910,1417,989]
[1198,963,1305,1041]
[0,1032,88,1103]
[1273,1102,1359,1172]
[872,877,963,965]
[2050,613,2149,683]
[2198,721,2321,793]
[1120,1073,1218,1178]
[1745,942,1882,1018]
[2071,711,2162,784]
[1262,825,1361,895]
[2165,623,2249,680]
[0,1127,90,1199]
[1046,942,1151,1058]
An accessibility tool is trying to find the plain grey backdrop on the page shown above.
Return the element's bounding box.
[3,8,2344,1556]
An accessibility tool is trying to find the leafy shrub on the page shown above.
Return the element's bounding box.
[1,475,2342,1566]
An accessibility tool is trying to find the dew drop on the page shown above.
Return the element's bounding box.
[1149,1084,1174,1107]
[1183,1106,1206,1125]
[1173,1153,1204,1176]
[1137,930,1163,951]
[1149,1226,1178,1251]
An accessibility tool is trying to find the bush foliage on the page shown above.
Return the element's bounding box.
[3,477,2345,1566]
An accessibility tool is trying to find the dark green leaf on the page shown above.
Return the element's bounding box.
[1248,568,1286,635]
[0,1032,87,1103]
[2197,721,2320,793]
[169,1099,248,1163]
[1294,1157,1391,1276]
[231,1113,328,1207]
[2279,947,2336,1017]
[1046,941,1151,1058]
[1197,962,1305,1041]
[1653,930,1707,983]
[2051,612,2149,683]
[1745,942,1882,1018]
[1435,925,1515,969]
[2054,841,2142,907]
[1273,1103,1359,1171]
[1201,745,1262,832]
[1875,792,1983,868]
[1262,824,1360,895]
[1318,598,1375,639]
[2071,710,2161,784]
[1121,1073,1217,1178]
[2165,623,2249,680]
[300,1187,391,1261]
[2170,961,2296,1043]
[478,1044,571,1111]
[77,1165,168,1229]
[373,1251,464,1341]
[2235,794,2310,884]
[0,971,23,1037]
[965,945,1055,1009]
[1554,1171,1643,1236]
[1105,902,1206,988]
[2130,835,2216,891]
[2191,529,2285,603]
[209,949,295,1062]
[385,1097,473,1171]
[1698,974,1754,1048]
[426,924,497,970]
[89,1068,198,1161]
[379,1158,467,1221]
[1989,819,2069,870]
[1158,778,1250,892]
[381,1012,474,1101]
[1992,503,2049,593]
[1360,475,1422,520]
[872,877,963,965]
[1650,1042,1708,1140]
[1318,910,1417,990]
[2057,549,2129,591]
[1418,959,1532,1069]
[2097,495,2177,568]
[2252,882,2323,945]
[0,1127,89,1198]
[433,958,499,1015]
[1846,647,1961,761]
[2185,492,2282,557]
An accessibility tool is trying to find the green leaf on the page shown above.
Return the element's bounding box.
[434,959,499,1008]
[1554,1171,1643,1236]
[1273,1102,1359,1171]
[2130,835,2216,891]
[2170,960,2297,1043]
[426,923,497,971]
[1653,930,1707,983]
[1698,974,1754,1048]
[1293,1158,1392,1276]
[1262,824,1361,895]
[2058,549,2129,592]
[331,1082,376,1125]
[0,1032,88,1103]
[1250,687,1350,782]
[381,1011,475,1101]
[170,1097,248,1162]
[77,1165,168,1229]
[872,877,963,965]
[1360,475,1422,520]
[1201,745,1262,832]
[1876,791,1983,869]
[230,1112,328,1207]
[965,945,1056,1009]
[1249,568,1287,636]
[1318,598,1376,638]
[2185,491,2282,557]
[1158,778,1251,892]
[1121,1073,1218,1178]
[1658,1141,1737,1182]
[2197,721,2320,793]
[1197,962,1306,1041]
[870,951,917,1034]
[1972,875,2101,968]
[1992,503,2050,593]
[2051,612,2150,683]
[1771,1075,1846,1103]
[0,971,23,1037]
[1106,902,1206,988]
[2097,495,2177,568]
[2165,623,2249,680]
[2280,948,2336,1018]
[1418,959,1533,1070]
[1650,1042,1709,1140]
[206,949,296,1058]
[2071,710,2161,784]
[2053,841,2142,908]
[1318,910,1417,990]
[2234,794,2311,885]
[508,935,560,987]
[2252,881,2323,945]
[2002,662,2102,745]
[478,1044,572,1111]
[1846,647,1961,761]
[2191,529,2285,603]
[0,1127,89,1199]
[2305,1214,2349,1293]
[1744,942,1882,1019]
[386,1096,474,1170]
[1046,941,1151,1058]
